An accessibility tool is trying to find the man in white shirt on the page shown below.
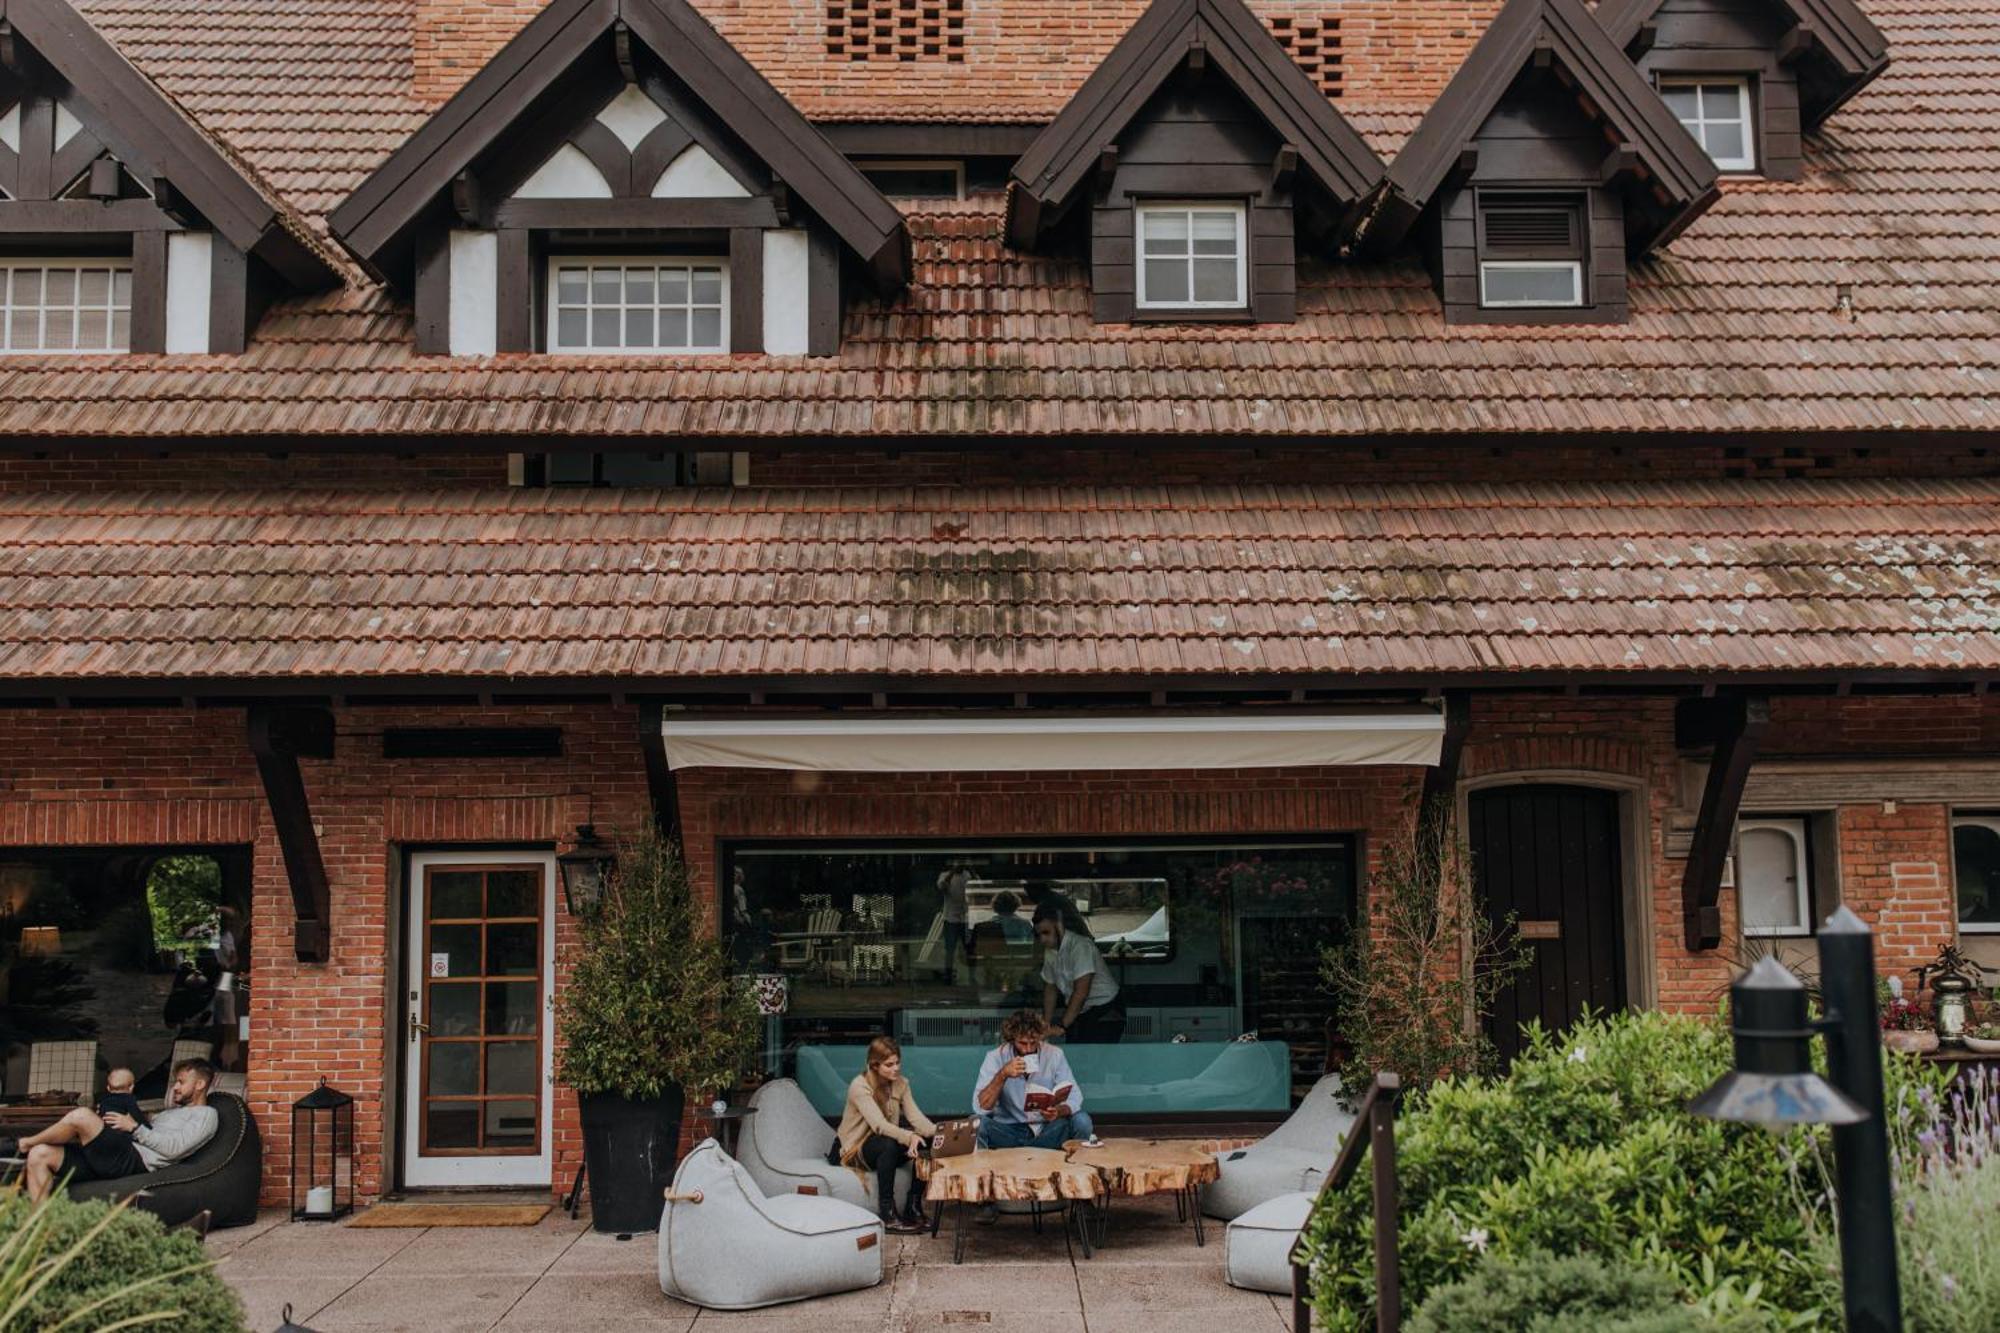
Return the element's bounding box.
[1035,902,1127,1043]
[14,1058,221,1201]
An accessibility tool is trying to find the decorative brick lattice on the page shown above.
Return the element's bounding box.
[1269,16,1344,97]
[825,0,967,62]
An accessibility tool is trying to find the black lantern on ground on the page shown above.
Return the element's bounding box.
[290,1079,354,1222]
[1690,908,1900,1332]
[558,824,616,915]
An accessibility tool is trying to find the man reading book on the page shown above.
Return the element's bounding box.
[971,1010,1096,1152]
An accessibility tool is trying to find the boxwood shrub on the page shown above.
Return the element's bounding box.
[0,1192,246,1330]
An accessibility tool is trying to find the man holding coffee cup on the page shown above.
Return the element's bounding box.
[971,1010,1096,1151]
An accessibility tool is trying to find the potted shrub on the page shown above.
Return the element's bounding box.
[557,831,758,1233]
[1881,978,1939,1055]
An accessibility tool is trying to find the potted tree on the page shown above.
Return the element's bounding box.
[557,831,758,1233]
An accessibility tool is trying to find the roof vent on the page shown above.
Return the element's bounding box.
[826,0,967,63]
[1270,16,1343,97]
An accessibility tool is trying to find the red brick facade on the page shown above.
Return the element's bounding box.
[0,692,1991,1204]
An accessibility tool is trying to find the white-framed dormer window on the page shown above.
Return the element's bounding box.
[1658,77,1756,173]
[858,160,965,201]
[0,261,132,353]
[547,257,727,355]
[1135,202,1247,310]
[1737,816,1812,937]
[1476,193,1586,309]
[1952,814,2000,934]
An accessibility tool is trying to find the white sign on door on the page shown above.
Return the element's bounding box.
[430,952,449,978]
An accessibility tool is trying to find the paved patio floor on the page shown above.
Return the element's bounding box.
[210,1195,1299,1333]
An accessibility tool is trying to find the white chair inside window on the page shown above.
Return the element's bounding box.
[24,1040,98,1105]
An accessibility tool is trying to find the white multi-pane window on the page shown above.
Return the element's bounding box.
[547,259,727,354]
[1135,203,1246,309]
[1953,815,2000,933]
[1659,77,1756,172]
[0,262,132,353]
[1737,817,1811,937]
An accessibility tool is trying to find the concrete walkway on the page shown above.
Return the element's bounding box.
[210,1195,1296,1333]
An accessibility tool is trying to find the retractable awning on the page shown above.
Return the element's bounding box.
[658,709,1446,772]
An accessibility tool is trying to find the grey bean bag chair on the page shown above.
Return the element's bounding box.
[1225,1190,1315,1294]
[658,1139,884,1310]
[1203,1073,1351,1221]
[69,1091,262,1230]
[737,1077,916,1214]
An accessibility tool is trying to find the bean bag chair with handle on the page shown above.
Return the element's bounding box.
[68,1091,263,1230]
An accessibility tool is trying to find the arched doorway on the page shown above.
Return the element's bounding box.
[1467,784,1628,1064]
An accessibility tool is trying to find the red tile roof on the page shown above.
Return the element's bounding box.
[2,479,1996,684]
[18,0,1992,442]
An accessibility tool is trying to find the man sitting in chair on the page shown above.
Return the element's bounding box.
[972,1011,1095,1150]
[9,1058,220,1202]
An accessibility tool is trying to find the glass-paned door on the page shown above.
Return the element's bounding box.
[402,853,555,1187]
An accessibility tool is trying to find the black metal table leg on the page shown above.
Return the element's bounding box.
[953,1201,968,1264]
[1189,1184,1205,1247]
[563,1162,587,1220]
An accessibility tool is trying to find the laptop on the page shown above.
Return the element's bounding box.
[928,1118,978,1158]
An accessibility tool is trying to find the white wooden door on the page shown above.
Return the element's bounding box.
[401,852,556,1187]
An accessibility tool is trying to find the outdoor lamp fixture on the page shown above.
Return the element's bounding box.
[558,824,616,916]
[1689,908,1901,1332]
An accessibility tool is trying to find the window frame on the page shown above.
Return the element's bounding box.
[543,254,730,357]
[1736,815,1813,939]
[1476,259,1585,310]
[0,257,135,356]
[1473,190,1588,312]
[1657,74,1758,174]
[857,159,966,201]
[1951,813,2000,935]
[1133,200,1249,312]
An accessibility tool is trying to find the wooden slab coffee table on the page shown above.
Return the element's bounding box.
[1064,1137,1225,1246]
[918,1147,1105,1263]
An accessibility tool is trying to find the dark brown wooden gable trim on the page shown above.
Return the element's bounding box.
[630,117,696,196]
[126,227,165,352]
[729,225,762,352]
[0,0,333,291]
[413,225,450,355]
[206,234,251,354]
[805,221,841,356]
[1677,696,1769,950]
[15,93,53,198]
[247,704,336,963]
[1599,0,1887,85]
[629,56,770,199]
[332,0,908,291]
[1008,0,1382,250]
[495,228,534,352]
[823,123,1046,157]
[637,700,682,840]
[48,117,104,197]
[0,196,168,230]
[491,196,779,229]
[567,117,633,196]
[1374,0,1717,255]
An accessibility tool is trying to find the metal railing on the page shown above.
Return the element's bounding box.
[1288,1071,1403,1333]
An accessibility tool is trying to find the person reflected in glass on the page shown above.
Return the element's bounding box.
[1023,883,1091,936]
[988,891,1033,943]
[1035,903,1126,1043]
[937,864,973,986]
[972,1010,1095,1151]
[836,1036,934,1233]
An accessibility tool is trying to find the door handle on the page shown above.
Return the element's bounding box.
[409,1014,430,1042]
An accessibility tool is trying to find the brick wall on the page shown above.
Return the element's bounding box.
[0,693,1988,1208]
[414,0,547,105]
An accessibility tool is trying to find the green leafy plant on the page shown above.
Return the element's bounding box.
[144,855,222,953]
[1293,1010,1944,1332]
[1408,1250,1771,1333]
[1319,810,1524,1092]
[0,1191,244,1330]
[556,831,760,1100]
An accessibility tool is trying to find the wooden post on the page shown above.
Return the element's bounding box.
[1369,1086,1402,1332]
[247,705,335,962]
[1677,697,1769,950]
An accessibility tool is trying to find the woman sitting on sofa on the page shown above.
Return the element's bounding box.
[834,1036,935,1233]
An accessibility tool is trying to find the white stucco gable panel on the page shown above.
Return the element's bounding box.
[448,230,498,358]
[763,229,810,355]
[651,145,750,198]
[164,232,213,354]
[596,83,669,151]
[514,143,613,199]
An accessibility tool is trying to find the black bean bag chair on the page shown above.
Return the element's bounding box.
[68,1091,262,1230]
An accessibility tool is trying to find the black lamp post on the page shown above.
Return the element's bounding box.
[557,824,616,915]
[1690,907,1901,1332]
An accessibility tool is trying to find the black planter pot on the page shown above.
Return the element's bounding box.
[578,1087,685,1234]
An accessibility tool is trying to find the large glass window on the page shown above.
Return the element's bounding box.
[726,839,1356,1116]
[1954,815,2000,933]
[0,262,132,353]
[547,258,726,354]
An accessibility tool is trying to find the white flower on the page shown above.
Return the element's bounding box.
[1460,1227,1490,1254]
[1567,1046,1589,1064]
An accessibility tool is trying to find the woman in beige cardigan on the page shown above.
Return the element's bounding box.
[837,1036,936,1232]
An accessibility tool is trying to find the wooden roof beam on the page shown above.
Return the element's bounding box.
[1677,696,1769,952]
[247,704,336,963]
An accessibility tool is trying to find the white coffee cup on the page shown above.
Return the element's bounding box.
[1022,1053,1040,1077]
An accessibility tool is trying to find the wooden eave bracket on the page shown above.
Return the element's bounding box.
[637,700,681,841]
[613,19,637,83]
[451,169,483,226]
[1677,697,1770,952]
[1626,21,1657,58]
[1271,143,1299,194]
[1418,691,1472,823]
[1777,21,1819,65]
[0,21,17,70]
[1600,142,1639,185]
[247,705,336,963]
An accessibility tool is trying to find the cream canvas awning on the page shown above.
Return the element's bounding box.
[659,709,1446,772]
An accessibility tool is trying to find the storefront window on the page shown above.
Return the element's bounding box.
[725,839,1356,1117]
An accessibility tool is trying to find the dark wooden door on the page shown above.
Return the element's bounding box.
[1467,785,1627,1064]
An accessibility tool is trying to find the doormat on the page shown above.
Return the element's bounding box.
[348,1203,551,1228]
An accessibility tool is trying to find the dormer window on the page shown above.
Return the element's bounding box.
[1476,193,1585,310]
[1136,202,1247,311]
[0,261,133,353]
[548,259,728,355]
[1659,77,1757,172]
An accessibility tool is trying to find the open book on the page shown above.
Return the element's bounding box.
[1025,1082,1074,1113]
